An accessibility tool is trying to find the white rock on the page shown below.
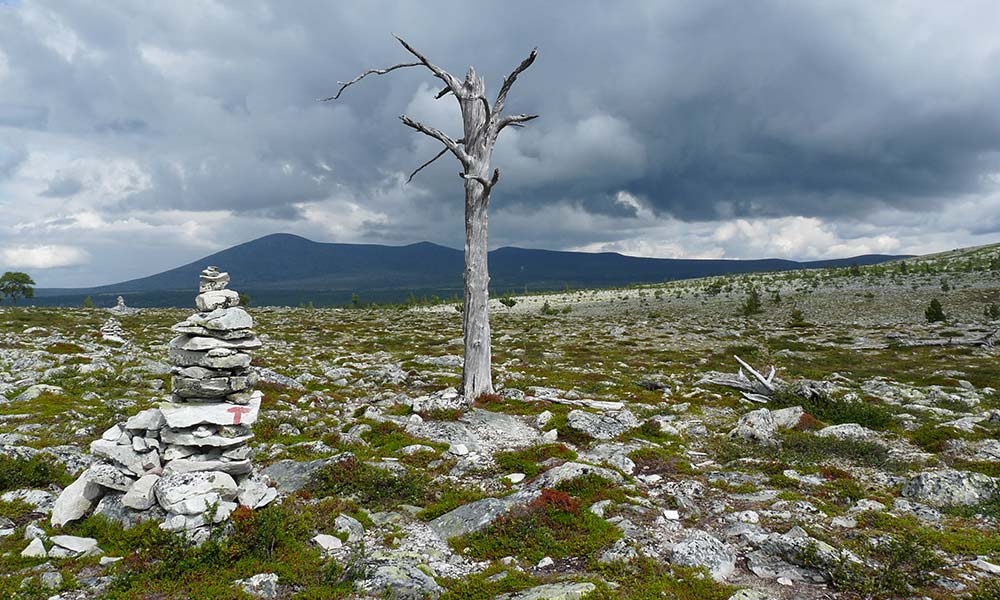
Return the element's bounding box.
[21,538,46,558]
[238,477,278,509]
[449,443,470,456]
[125,408,165,431]
[196,290,240,312]
[312,534,343,552]
[234,573,279,599]
[154,471,238,513]
[189,307,253,331]
[51,470,106,528]
[159,392,261,428]
[100,556,123,566]
[49,534,101,557]
[89,462,136,492]
[536,556,554,568]
[122,474,161,510]
[506,473,526,484]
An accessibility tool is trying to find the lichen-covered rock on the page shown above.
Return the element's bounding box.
[51,469,106,528]
[355,554,443,600]
[566,408,639,440]
[901,470,998,506]
[729,408,777,444]
[670,529,735,581]
[496,582,596,600]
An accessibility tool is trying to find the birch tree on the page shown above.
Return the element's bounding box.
[324,35,538,403]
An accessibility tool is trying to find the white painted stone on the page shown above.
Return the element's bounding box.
[159,392,261,428]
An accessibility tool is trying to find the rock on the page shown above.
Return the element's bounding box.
[335,514,365,542]
[252,367,306,391]
[670,530,735,581]
[90,439,161,477]
[159,393,261,428]
[154,471,238,514]
[313,533,343,553]
[816,423,876,439]
[94,493,167,528]
[506,473,526,484]
[122,474,161,510]
[448,443,469,456]
[14,384,64,403]
[88,462,136,492]
[51,469,106,527]
[187,307,253,331]
[238,476,278,509]
[261,457,341,493]
[199,266,230,292]
[355,554,444,600]
[49,534,101,558]
[497,582,596,600]
[234,573,279,599]
[565,409,639,440]
[125,408,165,431]
[770,406,805,429]
[196,289,240,312]
[40,571,63,590]
[536,556,554,568]
[728,591,778,600]
[901,470,998,506]
[21,537,47,558]
[729,408,777,444]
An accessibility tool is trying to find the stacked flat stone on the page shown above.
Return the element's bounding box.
[51,267,275,538]
[100,318,127,343]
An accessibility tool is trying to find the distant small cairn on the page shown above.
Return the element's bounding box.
[51,266,275,541]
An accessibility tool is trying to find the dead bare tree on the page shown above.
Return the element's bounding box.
[323,35,538,403]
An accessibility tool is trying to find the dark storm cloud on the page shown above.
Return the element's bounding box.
[2,0,1000,286]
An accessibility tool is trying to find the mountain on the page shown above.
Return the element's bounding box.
[31,233,909,307]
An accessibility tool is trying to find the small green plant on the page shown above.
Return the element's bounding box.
[540,301,560,315]
[498,296,517,308]
[925,298,946,322]
[82,296,94,308]
[985,302,1000,320]
[787,308,810,328]
[740,288,762,316]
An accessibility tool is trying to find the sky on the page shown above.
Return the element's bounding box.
[3,1,1000,287]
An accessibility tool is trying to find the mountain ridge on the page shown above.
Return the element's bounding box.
[30,232,910,307]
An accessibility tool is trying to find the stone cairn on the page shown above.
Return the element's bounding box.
[51,266,276,538]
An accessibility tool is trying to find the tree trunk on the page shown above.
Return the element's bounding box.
[460,68,494,402]
[463,182,493,400]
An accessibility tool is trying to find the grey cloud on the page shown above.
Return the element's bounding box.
[40,173,83,197]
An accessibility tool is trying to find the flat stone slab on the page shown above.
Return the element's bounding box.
[159,392,261,428]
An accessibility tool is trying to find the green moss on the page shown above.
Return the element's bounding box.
[555,473,629,506]
[589,560,734,600]
[494,443,577,479]
[0,455,72,493]
[306,456,430,509]
[438,566,538,600]
[628,447,696,476]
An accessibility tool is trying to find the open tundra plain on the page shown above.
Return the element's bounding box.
[1,246,999,599]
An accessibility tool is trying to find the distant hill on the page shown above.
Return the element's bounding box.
[31,233,908,307]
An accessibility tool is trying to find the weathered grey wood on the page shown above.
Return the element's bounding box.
[324,36,539,404]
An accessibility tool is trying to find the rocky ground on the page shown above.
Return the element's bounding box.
[1,247,999,599]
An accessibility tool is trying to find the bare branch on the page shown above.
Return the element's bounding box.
[320,62,421,101]
[494,47,537,115]
[407,147,449,183]
[459,168,500,193]
[496,113,539,133]
[393,34,463,96]
[435,86,452,99]
[400,115,469,165]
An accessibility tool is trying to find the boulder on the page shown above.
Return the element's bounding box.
[729,408,777,445]
[496,582,597,600]
[901,470,998,507]
[670,530,735,581]
[196,290,240,312]
[566,409,639,440]
[154,471,238,514]
[234,573,279,599]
